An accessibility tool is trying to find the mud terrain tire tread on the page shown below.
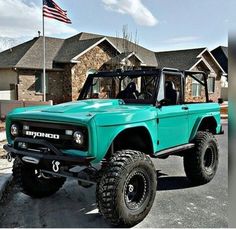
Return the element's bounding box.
[96,150,157,227]
[184,131,219,185]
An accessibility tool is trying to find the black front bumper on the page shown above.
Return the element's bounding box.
[4,137,95,166]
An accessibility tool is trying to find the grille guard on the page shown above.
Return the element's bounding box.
[3,137,94,165]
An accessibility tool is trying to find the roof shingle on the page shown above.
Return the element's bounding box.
[211,46,228,73]
[55,32,158,66]
[54,37,105,63]
[155,48,206,70]
[0,36,64,70]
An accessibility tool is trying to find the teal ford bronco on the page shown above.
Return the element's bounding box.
[4,68,224,227]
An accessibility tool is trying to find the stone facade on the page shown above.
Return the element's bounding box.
[166,60,222,103]
[47,71,64,104]
[185,76,221,103]
[17,69,64,103]
[15,43,117,103]
[184,52,222,103]
[66,43,116,101]
[18,70,43,101]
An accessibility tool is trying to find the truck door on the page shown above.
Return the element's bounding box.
[156,71,189,151]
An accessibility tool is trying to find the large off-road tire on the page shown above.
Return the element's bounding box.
[96,150,157,227]
[184,131,219,185]
[13,157,66,198]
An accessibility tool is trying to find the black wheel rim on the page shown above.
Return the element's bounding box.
[124,171,148,210]
[203,146,216,173]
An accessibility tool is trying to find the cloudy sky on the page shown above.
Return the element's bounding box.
[0,0,232,52]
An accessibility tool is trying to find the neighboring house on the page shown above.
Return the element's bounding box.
[156,48,226,102]
[211,46,228,87]
[211,46,228,74]
[0,32,225,103]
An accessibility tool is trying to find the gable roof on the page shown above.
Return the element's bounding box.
[0,38,37,68]
[54,36,121,63]
[155,48,206,70]
[0,32,157,69]
[211,46,228,73]
[0,32,225,72]
[106,51,144,65]
[0,36,64,70]
[58,32,158,66]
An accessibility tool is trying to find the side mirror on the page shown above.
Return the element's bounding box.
[218,98,224,104]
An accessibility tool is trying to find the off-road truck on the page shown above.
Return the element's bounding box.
[4,68,224,227]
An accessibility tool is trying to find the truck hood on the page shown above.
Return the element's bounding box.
[8,99,156,126]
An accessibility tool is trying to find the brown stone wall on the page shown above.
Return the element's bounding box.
[184,64,221,102]
[184,76,206,102]
[70,43,115,101]
[15,43,118,103]
[47,71,64,104]
[18,70,43,101]
[17,69,64,103]
[61,64,73,102]
[209,80,221,101]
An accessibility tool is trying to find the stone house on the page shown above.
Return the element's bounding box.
[156,48,226,102]
[0,32,157,103]
[0,32,225,103]
[211,46,228,101]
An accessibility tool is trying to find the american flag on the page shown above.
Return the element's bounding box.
[43,0,71,24]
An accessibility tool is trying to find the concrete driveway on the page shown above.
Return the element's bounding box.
[0,123,228,228]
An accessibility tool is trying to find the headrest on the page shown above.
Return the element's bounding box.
[165,81,175,90]
[126,82,136,91]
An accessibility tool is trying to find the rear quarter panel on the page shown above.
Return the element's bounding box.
[188,102,221,141]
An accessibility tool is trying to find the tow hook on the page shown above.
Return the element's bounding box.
[52,160,60,173]
[6,152,12,162]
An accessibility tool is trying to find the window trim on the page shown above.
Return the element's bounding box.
[207,76,215,94]
[192,79,202,97]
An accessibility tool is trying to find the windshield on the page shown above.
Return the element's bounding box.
[79,74,159,104]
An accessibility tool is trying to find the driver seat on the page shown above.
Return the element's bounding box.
[116,82,138,99]
[165,81,178,105]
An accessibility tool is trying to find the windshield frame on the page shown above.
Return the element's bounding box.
[78,69,162,105]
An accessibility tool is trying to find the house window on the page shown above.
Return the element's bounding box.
[35,72,48,93]
[92,77,100,93]
[207,77,215,93]
[192,79,202,97]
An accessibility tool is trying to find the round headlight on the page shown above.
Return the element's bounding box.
[11,124,19,137]
[73,131,84,145]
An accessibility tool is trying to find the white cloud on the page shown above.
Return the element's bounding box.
[102,0,158,27]
[0,37,25,52]
[0,0,77,38]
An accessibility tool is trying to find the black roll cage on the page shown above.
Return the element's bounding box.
[78,68,209,105]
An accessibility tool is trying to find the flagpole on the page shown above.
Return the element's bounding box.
[42,1,46,102]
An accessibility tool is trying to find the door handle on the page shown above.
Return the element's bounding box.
[182,106,189,110]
